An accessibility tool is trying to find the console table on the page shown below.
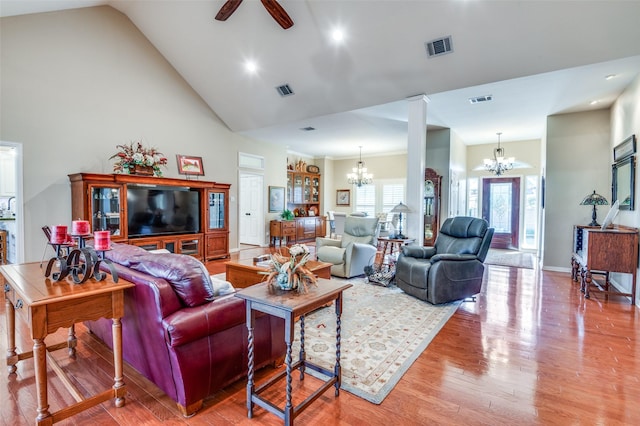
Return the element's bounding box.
[236,279,352,425]
[571,225,638,304]
[1,262,133,424]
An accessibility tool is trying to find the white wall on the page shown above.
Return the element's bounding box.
[610,73,640,302]
[426,129,451,222]
[543,109,611,270]
[0,6,286,261]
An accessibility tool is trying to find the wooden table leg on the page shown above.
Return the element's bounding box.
[246,303,255,419]
[112,317,126,407]
[67,325,77,358]
[334,293,343,397]
[284,313,294,426]
[34,337,53,425]
[5,297,17,374]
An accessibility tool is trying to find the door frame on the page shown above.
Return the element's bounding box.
[482,177,521,249]
[0,141,24,263]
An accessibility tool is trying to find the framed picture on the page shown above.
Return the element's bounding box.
[176,155,204,176]
[268,186,285,212]
[613,134,636,162]
[336,189,351,206]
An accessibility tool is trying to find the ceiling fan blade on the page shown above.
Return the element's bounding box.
[260,0,294,29]
[215,0,243,21]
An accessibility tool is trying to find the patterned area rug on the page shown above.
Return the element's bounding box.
[484,249,535,269]
[291,279,460,404]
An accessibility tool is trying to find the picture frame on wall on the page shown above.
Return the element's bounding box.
[613,134,636,162]
[176,155,205,176]
[268,186,285,212]
[336,189,351,206]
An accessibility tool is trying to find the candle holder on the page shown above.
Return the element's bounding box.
[44,234,118,284]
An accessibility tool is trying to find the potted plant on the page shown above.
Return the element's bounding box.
[281,209,294,220]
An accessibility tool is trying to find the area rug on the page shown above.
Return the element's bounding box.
[290,279,460,404]
[484,249,535,269]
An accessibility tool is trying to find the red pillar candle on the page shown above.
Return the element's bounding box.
[72,220,90,235]
[94,231,111,250]
[50,225,67,244]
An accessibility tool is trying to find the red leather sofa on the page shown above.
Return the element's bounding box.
[85,243,285,417]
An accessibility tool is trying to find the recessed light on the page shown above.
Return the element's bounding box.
[330,27,345,44]
[244,60,258,74]
[605,74,616,80]
[590,100,599,105]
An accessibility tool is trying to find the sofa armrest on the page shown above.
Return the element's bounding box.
[163,295,245,347]
[345,242,377,277]
[430,253,478,263]
[402,245,436,259]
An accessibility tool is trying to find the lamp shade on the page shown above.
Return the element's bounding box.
[391,202,411,213]
[580,190,609,206]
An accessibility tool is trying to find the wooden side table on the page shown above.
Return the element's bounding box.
[235,279,352,425]
[377,237,415,258]
[1,262,134,425]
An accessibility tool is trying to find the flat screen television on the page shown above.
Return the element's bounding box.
[127,185,200,238]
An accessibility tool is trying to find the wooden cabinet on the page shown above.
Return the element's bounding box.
[571,224,638,304]
[69,173,230,261]
[269,216,325,246]
[287,171,320,215]
[270,220,296,246]
[424,168,442,246]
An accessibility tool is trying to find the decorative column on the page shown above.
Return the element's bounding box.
[406,94,429,244]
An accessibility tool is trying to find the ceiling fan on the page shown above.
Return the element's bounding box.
[215,0,294,29]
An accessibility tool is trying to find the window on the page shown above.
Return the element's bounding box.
[354,180,405,219]
[522,175,538,249]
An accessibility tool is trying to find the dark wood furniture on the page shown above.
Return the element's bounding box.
[1,262,134,425]
[424,168,442,246]
[270,216,326,246]
[571,225,639,304]
[69,173,230,260]
[225,258,332,289]
[377,237,415,259]
[235,279,352,425]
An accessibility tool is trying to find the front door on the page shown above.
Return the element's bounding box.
[482,177,520,249]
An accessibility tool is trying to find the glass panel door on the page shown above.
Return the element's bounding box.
[208,191,225,230]
[482,177,520,249]
[90,185,121,236]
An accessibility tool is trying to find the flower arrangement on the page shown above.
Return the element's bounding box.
[263,244,318,293]
[110,140,168,176]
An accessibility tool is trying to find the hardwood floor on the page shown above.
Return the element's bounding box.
[2,248,639,425]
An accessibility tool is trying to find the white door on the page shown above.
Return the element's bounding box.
[239,172,264,245]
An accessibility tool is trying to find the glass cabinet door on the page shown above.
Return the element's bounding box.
[208,191,226,230]
[90,185,122,236]
[287,173,293,204]
[311,176,320,203]
[293,174,303,204]
[303,175,311,203]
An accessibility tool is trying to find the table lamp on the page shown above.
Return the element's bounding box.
[580,190,609,226]
[390,202,411,239]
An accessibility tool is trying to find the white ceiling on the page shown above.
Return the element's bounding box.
[2,0,640,159]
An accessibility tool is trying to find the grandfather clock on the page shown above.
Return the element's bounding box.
[424,168,442,246]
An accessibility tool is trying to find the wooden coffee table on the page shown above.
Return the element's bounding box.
[225,258,332,288]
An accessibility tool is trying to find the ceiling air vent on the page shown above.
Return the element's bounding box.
[276,84,294,97]
[469,95,493,104]
[425,36,453,57]
[300,126,316,131]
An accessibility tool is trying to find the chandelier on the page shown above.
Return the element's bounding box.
[484,132,514,176]
[347,146,373,187]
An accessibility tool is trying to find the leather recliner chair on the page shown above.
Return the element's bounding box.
[316,216,379,278]
[395,216,494,304]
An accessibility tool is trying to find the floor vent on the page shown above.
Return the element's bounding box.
[276,84,294,97]
[425,36,453,57]
[469,95,493,104]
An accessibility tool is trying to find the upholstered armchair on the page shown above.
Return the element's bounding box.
[316,216,379,278]
[395,216,494,304]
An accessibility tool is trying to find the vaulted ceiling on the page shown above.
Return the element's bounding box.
[3,0,640,158]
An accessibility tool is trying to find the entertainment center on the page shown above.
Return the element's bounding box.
[69,173,230,260]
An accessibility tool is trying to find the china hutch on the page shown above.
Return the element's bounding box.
[424,168,442,246]
[269,169,325,245]
[69,173,230,260]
